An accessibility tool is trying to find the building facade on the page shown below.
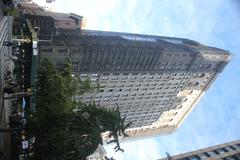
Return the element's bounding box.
[38,29,230,141]
[159,140,240,160]
[19,2,83,37]
[21,4,231,141]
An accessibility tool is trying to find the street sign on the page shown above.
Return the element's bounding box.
[22,141,28,150]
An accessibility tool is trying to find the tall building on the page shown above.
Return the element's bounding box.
[159,140,240,160]
[21,3,231,141]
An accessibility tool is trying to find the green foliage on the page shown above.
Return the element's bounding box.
[27,58,131,159]
[3,4,19,17]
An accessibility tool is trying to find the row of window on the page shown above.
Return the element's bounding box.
[100,78,186,84]
[31,18,54,28]
[101,71,191,78]
[93,95,175,104]
[123,114,159,121]
[100,87,176,93]
[101,75,188,81]
[41,48,68,53]
[103,72,190,76]
[179,144,240,160]
[98,91,175,98]
[104,81,181,88]
[223,154,240,160]
[80,72,195,81]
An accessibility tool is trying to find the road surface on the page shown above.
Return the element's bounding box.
[0,4,13,160]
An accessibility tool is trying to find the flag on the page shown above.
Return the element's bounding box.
[22,97,26,110]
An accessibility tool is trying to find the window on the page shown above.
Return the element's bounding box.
[112,76,118,80]
[187,90,193,95]
[42,48,53,52]
[194,82,200,86]
[207,151,218,157]
[103,98,109,102]
[91,78,97,82]
[182,97,188,102]
[91,74,98,77]
[198,153,209,159]
[101,76,108,80]
[194,73,205,78]
[58,48,67,53]
[122,94,128,97]
[204,64,211,68]
[225,146,236,152]
[187,155,200,160]
[104,95,111,98]
[232,144,240,149]
[177,105,183,109]
[112,98,118,101]
[133,88,139,91]
[216,148,227,154]
[124,88,131,91]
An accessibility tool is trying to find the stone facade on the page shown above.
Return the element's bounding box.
[38,29,230,141]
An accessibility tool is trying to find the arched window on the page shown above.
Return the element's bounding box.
[169,118,173,122]
[194,82,200,86]
[182,97,188,102]
[187,90,193,95]
[177,105,183,109]
[188,81,200,87]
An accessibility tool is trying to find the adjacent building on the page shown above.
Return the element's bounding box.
[87,145,107,160]
[21,3,231,141]
[20,2,82,37]
[159,140,240,160]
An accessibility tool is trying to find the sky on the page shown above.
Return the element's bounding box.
[33,0,240,159]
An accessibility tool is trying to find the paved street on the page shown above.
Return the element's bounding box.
[0,4,13,160]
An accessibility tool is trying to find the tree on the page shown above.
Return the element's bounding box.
[26,58,131,160]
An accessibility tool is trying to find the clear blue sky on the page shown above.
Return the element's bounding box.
[34,0,240,159]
